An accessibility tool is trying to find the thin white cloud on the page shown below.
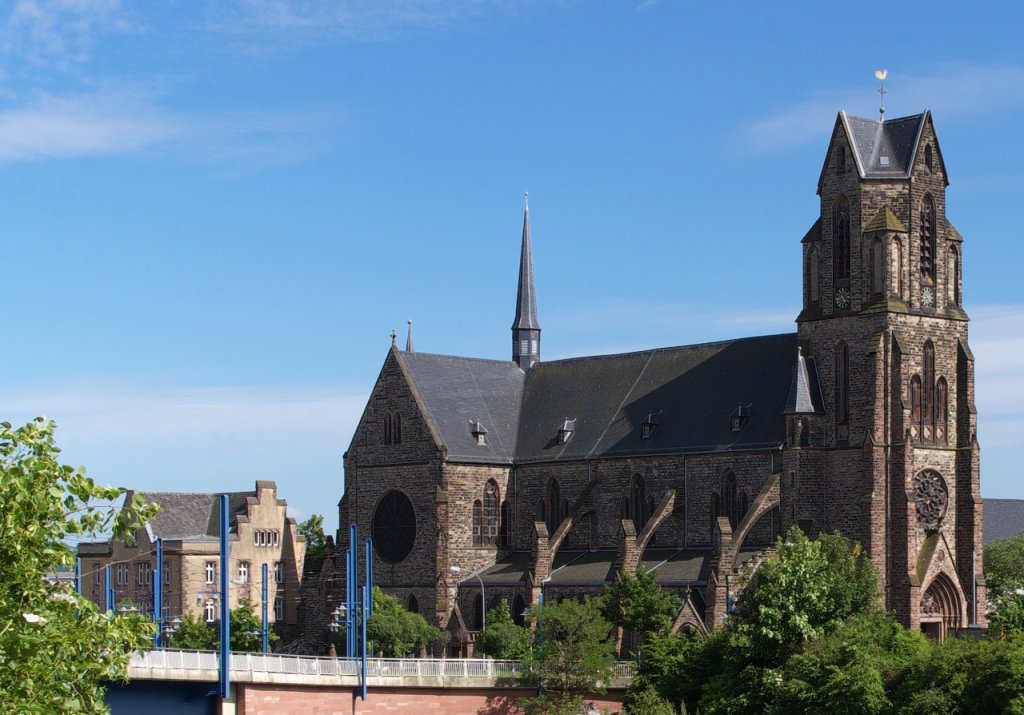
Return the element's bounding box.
[1,0,137,68]
[2,382,367,446]
[0,90,180,161]
[739,64,1024,152]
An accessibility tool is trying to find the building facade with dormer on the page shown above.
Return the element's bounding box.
[78,480,305,632]
[339,110,984,648]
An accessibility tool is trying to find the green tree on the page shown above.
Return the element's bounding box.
[624,684,681,715]
[628,628,709,712]
[476,599,532,660]
[601,568,682,656]
[0,418,158,713]
[298,513,328,575]
[366,586,438,657]
[169,613,217,650]
[230,598,280,652]
[986,533,1024,633]
[519,596,615,714]
[733,527,878,666]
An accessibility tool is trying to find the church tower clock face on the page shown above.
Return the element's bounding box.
[921,285,935,308]
[834,286,851,309]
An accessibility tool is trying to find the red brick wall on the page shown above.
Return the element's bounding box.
[238,685,624,715]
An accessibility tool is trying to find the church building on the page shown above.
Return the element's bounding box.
[339,109,984,648]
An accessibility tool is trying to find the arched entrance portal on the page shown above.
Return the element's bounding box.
[920,572,962,641]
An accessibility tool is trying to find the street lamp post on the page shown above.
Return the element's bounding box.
[450,566,486,631]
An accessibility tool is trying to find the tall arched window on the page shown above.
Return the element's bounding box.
[472,499,483,547]
[393,412,402,443]
[891,337,903,434]
[921,195,936,282]
[947,247,960,305]
[630,474,647,530]
[925,144,934,172]
[407,594,419,613]
[869,238,883,297]
[546,479,561,535]
[499,500,511,548]
[936,377,948,444]
[807,245,820,303]
[472,593,484,631]
[833,196,851,283]
[923,341,936,441]
[910,375,923,440]
[835,145,846,174]
[483,480,499,546]
[383,412,392,445]
[891,238,904,298]
[835,341,849,426]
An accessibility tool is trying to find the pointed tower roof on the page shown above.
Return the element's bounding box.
[863,207,908,233]
[784,347,824,414]
[512,194,540,332]
[406,320,415,352]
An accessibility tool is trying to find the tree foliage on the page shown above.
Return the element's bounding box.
[986,533,1024,634]
[476,599,531,660]
[366,586,438,657]
[169,613,217,650]
[0,418,158,713]
[518,596,615,714]
[298,514,328,576]
[733,527,878,665]
[601,568,682,655]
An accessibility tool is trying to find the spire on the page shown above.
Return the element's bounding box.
[512,193,541,368]
[406,320,415,352]
[785,346,824,415]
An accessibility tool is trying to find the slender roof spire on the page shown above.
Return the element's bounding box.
[512,192,540,332]
[406,319,415,352]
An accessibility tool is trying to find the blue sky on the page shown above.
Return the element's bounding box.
[3,1,1023,534]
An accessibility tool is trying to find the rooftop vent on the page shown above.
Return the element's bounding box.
[731,403,752,432]
[470,420,488,446]
[879,155,890,167]
[641,411,662,440]
[557,418,576,445]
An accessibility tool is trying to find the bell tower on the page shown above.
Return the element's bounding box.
[792,110,984,633]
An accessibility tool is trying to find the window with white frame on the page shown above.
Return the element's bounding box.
[274,596,284,621]
[274,561,282,584]
[204,601,216,623]
[136,562,151,586]
[205,561,216,584]
[238,561,249,584]
[116,563,128,585]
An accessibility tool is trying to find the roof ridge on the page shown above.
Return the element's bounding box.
[539,332,797,365]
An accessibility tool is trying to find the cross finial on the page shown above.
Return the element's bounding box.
[524,191,528,210]
[875,69,888,121]
[390,330,397,347]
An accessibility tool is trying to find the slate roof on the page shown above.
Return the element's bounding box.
[397,352,526,463]
[844,111,926,180]
[137,490,254,541]
[477,548,714,587]
[983,499,1024,544]
[398,333,799,464]
[784,349,824,415]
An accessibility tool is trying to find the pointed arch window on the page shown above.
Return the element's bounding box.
[482,480,499,546]
[629,474,648,530]
[891,237,904,298]
[835,341,849,426]
[936,377,948,444]
[546,479,561,535]
[923,341,935,441]
[835,145,846,174]
[382,412,402,445]
[711,471,747,532]
[383,412,392,445]
[807,245,819,303]
[925,144,934,172]
[891,337,903,435]
[472,499,483,546]
[921,195,936,283]
[833,196,851,283]
[499,500,511,548]
[407,594,419,613]
[947,247,960,305]
[910,375,923,440]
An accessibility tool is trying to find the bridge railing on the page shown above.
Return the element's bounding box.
[131,649,635,682]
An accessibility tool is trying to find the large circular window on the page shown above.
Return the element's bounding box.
[372,490,416,563]
[913,470,948,528]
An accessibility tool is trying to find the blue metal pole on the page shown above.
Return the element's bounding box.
[219,494,230,700]
[365,539,373,618]
[105,565,113,612]
[360,584,368,701]
[261,563,268,654]
[348,524,358,657]
[153,537,163,648]
[344,550,352,657]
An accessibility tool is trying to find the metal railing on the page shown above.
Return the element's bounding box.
[131,649,635,682]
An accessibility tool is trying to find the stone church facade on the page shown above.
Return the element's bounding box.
[339,110,984,649]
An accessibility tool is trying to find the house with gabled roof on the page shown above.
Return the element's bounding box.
[78,480,305,633]
[340,109,985,650]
